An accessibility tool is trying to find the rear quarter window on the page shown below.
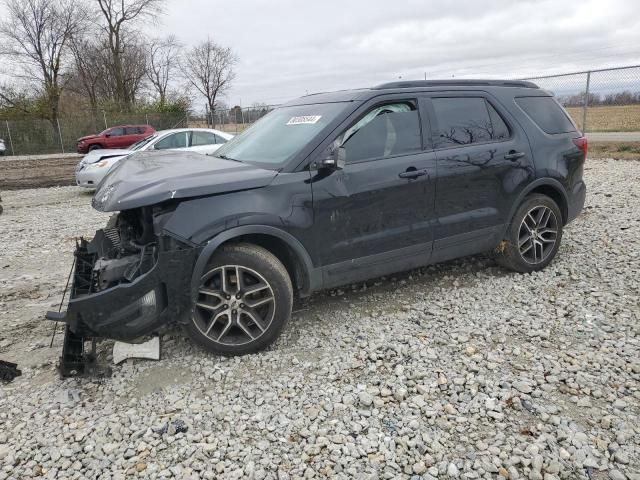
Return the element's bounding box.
[515,96,576,134]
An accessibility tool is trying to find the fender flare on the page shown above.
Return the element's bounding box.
[502,178,569,236]
[190,225,317,300]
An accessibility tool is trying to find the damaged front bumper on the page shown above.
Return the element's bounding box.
[48,227,197,341]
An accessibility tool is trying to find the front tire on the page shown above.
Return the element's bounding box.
[496,194,563,273]
[186,243,293,356]
[88,144,102,152]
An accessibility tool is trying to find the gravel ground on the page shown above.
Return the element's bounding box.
[0,159,638,480]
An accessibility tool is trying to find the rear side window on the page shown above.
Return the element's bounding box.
[432,97,510,147]
[155,132,187,150]
[190,131,218,146]
[515,96,576,134]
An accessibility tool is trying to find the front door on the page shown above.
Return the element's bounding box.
[310,99,437,288]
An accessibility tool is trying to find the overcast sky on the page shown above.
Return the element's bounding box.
[155,0,640,107]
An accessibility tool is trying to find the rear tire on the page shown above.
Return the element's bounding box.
[186,243,293,356]
[496,194,563,273]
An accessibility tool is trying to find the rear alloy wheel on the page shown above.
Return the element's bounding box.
[186,243,293,355]
[518,205,559,264]
[496,194,563,273]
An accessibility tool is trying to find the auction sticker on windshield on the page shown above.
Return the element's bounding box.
[286,116,322,125]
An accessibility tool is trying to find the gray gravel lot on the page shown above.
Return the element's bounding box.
[0,159,638,480]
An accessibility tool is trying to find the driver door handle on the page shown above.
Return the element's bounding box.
[399,168,429,179]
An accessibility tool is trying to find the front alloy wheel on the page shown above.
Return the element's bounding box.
[193,265,276,346]
[186,243,293,356]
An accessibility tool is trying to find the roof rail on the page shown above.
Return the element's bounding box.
[373,79,539,90]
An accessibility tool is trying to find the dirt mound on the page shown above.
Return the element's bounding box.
[0,157,78,190]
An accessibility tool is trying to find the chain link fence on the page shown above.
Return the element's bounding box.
[0,112,187,156]
[0,107,279,156]
[521,65,640,132]
[2,66,640,156]
[191,105,278,135]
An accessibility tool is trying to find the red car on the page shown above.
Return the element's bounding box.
[76,125,155,153]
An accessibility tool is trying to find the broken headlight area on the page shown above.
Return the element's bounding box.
[47,207,198,377]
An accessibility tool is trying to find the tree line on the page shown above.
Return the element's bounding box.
[0,0,237,128]
[557,90,640,107]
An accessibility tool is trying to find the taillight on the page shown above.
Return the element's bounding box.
[572,136,588,157]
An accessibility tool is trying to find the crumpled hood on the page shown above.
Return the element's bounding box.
[82,148,133,164]
[92,150,278,212]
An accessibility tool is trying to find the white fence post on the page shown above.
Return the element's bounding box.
[5,120,15,156]
[56,118,65,153]
[582,71,591,133]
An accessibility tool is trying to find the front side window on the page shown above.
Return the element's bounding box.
[339,102,421,163]
[432,97,510,147]
[190,131,218,146]
[108,127,125,137]
[154,132,187,150]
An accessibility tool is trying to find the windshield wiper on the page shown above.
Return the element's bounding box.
[216,154,241,162]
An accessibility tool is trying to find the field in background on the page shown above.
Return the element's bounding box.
[198,106,640,136]
[566,105,640,132]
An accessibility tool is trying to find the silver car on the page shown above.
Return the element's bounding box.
[75,128,233,189]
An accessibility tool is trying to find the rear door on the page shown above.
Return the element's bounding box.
[424,93,534,262]
[310,96,437,287]
[123,127,144,147]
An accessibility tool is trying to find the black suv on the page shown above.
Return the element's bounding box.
[49,80,586,360]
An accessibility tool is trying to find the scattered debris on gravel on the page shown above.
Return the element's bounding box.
[0,159,638,479]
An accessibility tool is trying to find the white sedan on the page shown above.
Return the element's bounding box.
[75,128,233,189]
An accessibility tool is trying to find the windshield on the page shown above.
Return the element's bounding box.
[129,134,156,151]
[214,103,348,166]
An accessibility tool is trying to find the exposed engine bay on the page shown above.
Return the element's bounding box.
[46,207,198,376]
[91,209,158,292]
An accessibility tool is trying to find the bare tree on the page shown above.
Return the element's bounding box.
[146,35,182,107]
[68,36,107,116]
[94,0,164,109]
[0,84,32,114]
[183,39,237,117]
[0,0,86,124]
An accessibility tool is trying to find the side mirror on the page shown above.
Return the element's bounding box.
[105,132,111,137]
[319,141,345,170]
